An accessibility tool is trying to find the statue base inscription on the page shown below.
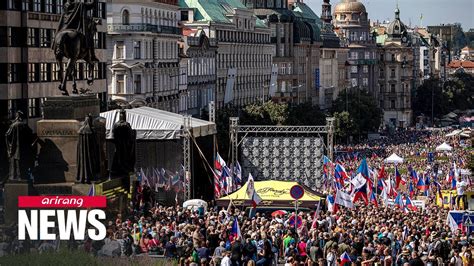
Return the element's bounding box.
[36,119,81,183]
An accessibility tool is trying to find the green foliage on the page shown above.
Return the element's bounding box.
[333,111,356,141]
[331,90,382,142]
[242,101,288,125]
[412,73,474,122]
[287,102,326,125]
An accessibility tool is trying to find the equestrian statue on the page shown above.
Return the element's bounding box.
[52,0,99,96]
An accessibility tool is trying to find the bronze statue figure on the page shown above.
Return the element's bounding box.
[52,0,99,96]
[76,114,100,184]
[5,111,34,181]
[110,109,136,178]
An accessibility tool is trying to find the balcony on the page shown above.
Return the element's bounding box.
[107,24,181,35]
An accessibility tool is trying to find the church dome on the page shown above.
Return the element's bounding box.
[334,0,366,14]
[386,8,407,39]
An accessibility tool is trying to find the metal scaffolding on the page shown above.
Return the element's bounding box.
[230,117,335,162]
[183,115,192,201]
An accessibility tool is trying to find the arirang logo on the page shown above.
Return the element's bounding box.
[18,196,107,241]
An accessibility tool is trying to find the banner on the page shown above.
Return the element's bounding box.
[269,64,278,97]
[224,68,237,104]
[335,189,354,209]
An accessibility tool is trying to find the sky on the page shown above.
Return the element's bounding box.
[306,0,474,30]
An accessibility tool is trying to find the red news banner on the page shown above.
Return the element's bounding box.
[17,196,108,240]
[18,196,107,208]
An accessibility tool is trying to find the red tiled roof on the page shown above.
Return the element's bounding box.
[448,60,474,68]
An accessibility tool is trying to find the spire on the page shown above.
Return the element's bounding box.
[395,0,400,20]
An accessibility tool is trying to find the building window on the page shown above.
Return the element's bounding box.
[363,65,368,73]
[279,63,286,75]
[28,28,38,47]
[52,63,59,81]
[380,100,384,108]
[181,11,188,21]
[40,28,50,47]
[279,45,284,57]
[133,41,142,59]
[122,10,130,25]
[28,98,41,118]
[116,41,124,59]
[44,0,53,13]
[350,52,358,59]
[391,54,396,61]
[390,99,395,109]
[365,52,370,59]
[351,66,358,73]
[134,75,142,94]
[379,84,384,93]
[28,63,38,82]
[8,63,19,83]
[40,63,49,81]
[116,74,125,94]
[351,78,358,87]
[390,84,395,93]
[362,78,368,86]
[33,0,40,12]
[55,0,63,14]
[390,68,395,78]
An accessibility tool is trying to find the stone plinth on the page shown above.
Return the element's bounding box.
[4,182,30,225]
[42,95,100,120]
[36,120,81,183]
[35,94,106,184]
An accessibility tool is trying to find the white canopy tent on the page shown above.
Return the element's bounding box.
[100,107,217,140]
[384,153,404,164]
[435,142,453,151]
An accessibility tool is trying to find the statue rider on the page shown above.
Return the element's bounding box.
[52,0,98,62]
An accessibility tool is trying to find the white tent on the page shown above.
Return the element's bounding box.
[435,142,453,151]
[100,107,217,140]
[384,153,404,164]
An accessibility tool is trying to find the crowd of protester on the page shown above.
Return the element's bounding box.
[0,128,472,266]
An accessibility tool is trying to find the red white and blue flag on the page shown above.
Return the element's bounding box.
[230,216,241,239]
[370,190,378,207]
[394,193,404,209]
[246,174,262,208]
[405,195,417,211]
[395,166,405,189]
[356,158,370,179]
[340,251,352,266]
[352,182,369,205]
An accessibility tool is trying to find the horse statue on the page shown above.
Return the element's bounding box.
[51,0,98,96]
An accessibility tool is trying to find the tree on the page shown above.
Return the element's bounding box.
[287,102,326,125]
[242,101,288,125]
[333,111,356,142]
[331,90,382,141]
[412,73,474,123]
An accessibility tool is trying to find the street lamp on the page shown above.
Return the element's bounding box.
[291,84,303,104]
[262,83,276,103]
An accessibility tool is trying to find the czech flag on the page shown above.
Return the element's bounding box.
[370,190,378,207]
[214,152,226,172]
[416,173,427,191]
[394,193,404,209]
[409,181,415,198]
[405,196,417,211]
[356,158,370,179]
[395,167,405,189]
[327,194,337,213]
[447,168,455,183]
[230,216,241,239]
[410,169,418,183]
[323,155,332,174]
[340,251,352,266]
[353,183,369,205]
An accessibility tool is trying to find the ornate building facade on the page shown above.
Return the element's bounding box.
[333,0,378,96]
[107,0,183,113]
[318,0,349,110]
[180,28,217,117]
[180,0,273,109]
[377,8,413,128]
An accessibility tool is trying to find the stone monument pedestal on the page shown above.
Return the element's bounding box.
[4,182,31,225]
[35,94,105,184]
